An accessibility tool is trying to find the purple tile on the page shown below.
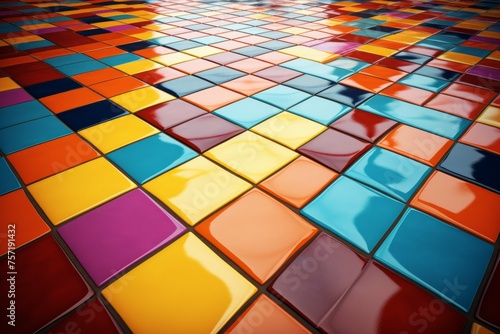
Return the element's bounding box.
[38,27,66,34]
[470,36,500,45]
[58,189,186,286]
[468,66,500,81]
[0,88,33,108]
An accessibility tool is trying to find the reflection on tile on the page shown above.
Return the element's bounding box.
[213,98,281,129]
[330,109,396,142]
[288,96,351,126]
[477,256,500,330]
[136,99,206,130]
[459,122,500,155]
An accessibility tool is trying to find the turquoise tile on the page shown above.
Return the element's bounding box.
[150,36,183,45]
[351,29,390,38]
[358,95,470,139]
[415,41,455,51]
[301,176,404,253]
[398,73,450,93]
[253,85,310,110]
[0,101,52,129]
[45,54,93,67]
[56,60,108,76]
[0,157,21,196]
[328,57,370,72]
[288,96,351,125]
[192,36,226,45]
[449,46,491,58]
[375,208,494,312]
[108,133,198,184]
[0,116,72,154]
[14,40,54,50]
[281,58,353,82]
[100,53,143,66]
[213,98,281,129]
[345,147,431,202]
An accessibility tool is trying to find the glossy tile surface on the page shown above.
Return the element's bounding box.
[477,256,500,329]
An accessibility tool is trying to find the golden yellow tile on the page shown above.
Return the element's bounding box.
[4,35,42,44]
[381,34,420,45]
[93,21,122,28]
[478,30,500,38]
[96,11,124,17]
[151,52,196,66]
[0,77,20,91]
[487,50,500,61]
[316,19,343,26]
[130,31,166,40]
[251,112,326,150]
[119,17,149,24]
[204,131,299,184]
[141,23,173,31]
[27,158,135,225]
[110,86,175,113]
[21,23,54,30]
[279,45,339,63]
[437,51,481,65]
[477,106,500,128]
[340,6,365,12]
[143,156,251,225]
[295,9,314,15]
[356,44,398,57]
[248,13,270,19]
[183,46,224,58]
[78,115,159,153]
[280,27,310,35]
[114,59,162,75]
[371,15,398,21]
[102,233,256,333]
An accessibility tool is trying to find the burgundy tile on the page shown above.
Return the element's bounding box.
[377,57,421,73]
[344,50,385,63]
[166,113,244,152]
[298,129,371,172]
[457,74,500,91]
[477,256,500,330]
[330,109,397,142]
[10,67,65,86]
[136,99,207,130]
[253,66,302,83]
[2,61,53,75]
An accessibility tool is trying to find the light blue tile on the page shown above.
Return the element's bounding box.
[45,54,93,67]
[0,157,21,196]
[328,57,370,71]
[14,40,54,50]
[345,147,431,202]
[0,101,52,129]
[398,73,450,93]
[288,96,351,125]
[213,98,281,129]
[281,58,352,82]
[301,176,404,253]
[100,53,143,66]
[449,46,491,58]
[375,208,494,312]
[253,85,310,110]
[56,60,108,76]
[358,95,470,139]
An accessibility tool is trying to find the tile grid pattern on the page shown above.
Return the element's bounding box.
[0,0,499,333]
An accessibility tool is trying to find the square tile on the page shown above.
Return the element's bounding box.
[221,74,277,96]
[398,73,451,92]
[477,106,500,128]
[89,76,148,98]
[318,83,374,107]
[205,131,298,184]
[196,189,316,284]
[24,77,81,99]
[156,75,214,97]
[195,66,245,84]
[226,58,273,73]
[253,66,302,83]
[380,82,435,105]
[283,74,336,95]
[133,67,186,85]
[58,189,186,286]
[424,94,486,119]
[330,109,397,142]
[213,97,281,129]
[340,73,392,93]
[253,85,310,110]
[0,100,51,130]
[459,122,500,155]
[143,156,251,225]
[110,86,175,113]
[183,86,245,112]
[136,99,206,130]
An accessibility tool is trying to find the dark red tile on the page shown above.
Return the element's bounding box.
[10,67,65,86]
[377,57,421,73]
[330,109,397,142]
[457,74,500,92]
[344,50,385,63]
[477,256,500,329]
[134,67,186,85]
[2,61,53,75]
[136,99,207,130]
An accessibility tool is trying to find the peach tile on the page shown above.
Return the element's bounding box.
[183,86,245,112]
[90,76,148,98]
[171,58,219,74]
[222,75,277,96]
[459,122,500,155]
[380,83,435,105]
[227,58,274,73]
[425,94,486,120]
[340,73,392,93]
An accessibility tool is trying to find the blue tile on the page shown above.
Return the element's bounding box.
[259,31,291,39]
[233,46,269,57]
[44,54,93,67]
[288,96,351,125]
[392,51,432,64]
[284,74,336,95]
[57,101,129,132]
[253,85,311,110]
[240,27,269,35]
[0,101,52,129]
[328,57,370,72]
[351,29,389,38]
[213,98,281,129]
[24,78,82,99]
[345,147,431,202]
[195,67,245,84]
[156,76,214,97]
[0,157,21,196]
[192,36,227,45]
[449,46,491,58]
[281,58,352,82]
[413,66,461,81]
[425,32,469,45]
[415,41,455,51]
[222,23,251,31]
[375,208,494,311]
[168,40,203,51]
[318,84,374,107]
[108,133,198,184]
[398,73,450,93]
[100,53,143,66]
[0,116,72,154]
[14,40,54,50]
[55,60,108,76]
[301,176,405,253]
[150,36,183,45]
[358,95,470,139]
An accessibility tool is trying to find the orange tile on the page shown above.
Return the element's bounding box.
[227,58,273,73]
[360,65,407,81]
[171,58,219,74]
[196,189,317,284]
[441,83,496,104]
[259,156,338,208]
[380,83,434,105]
[424,94,486,120]
[0,55,37,68]
[425,59,471,73]
[0,189,50,256]
[89,76,148,98]
[104,36,140,46]
[377,124,453,166]
[183,86,245,112]
[369,39,407,51]
[411,171,500,243]
[226,295,311,334]
[39,87,105,114]
[7,134,100,184]
[84,47,126,59]
[221,75,277,96]
[32,48,75,60]
[340,73,392,93]
[255,51,296,65]
[72,67,127,86]
[459,122,500,155]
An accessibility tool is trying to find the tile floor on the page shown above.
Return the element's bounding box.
[0,0,499,333]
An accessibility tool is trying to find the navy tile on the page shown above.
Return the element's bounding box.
[195,67,245,84]
[318,84,374,107]
[414,66,461,81]
[392,52,432,64]
[78,28,109,36]
[284,74,336,95]
[155,76,214,97]
[57,101,129,132]
[24,78,82,99]
[117,41,154,52]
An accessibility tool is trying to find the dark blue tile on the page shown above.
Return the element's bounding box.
[318,84,374,107]
[78,28,109,36]
[155,76,214,97]
[195,67,245,84]
[117,41,154,52]
[24,78,82,99]
[414,66,461,81]
[233,45,270,57]
[283,74,336,95]
[57,101,128,132]
[392,51,432,64]
[438,143,500,193]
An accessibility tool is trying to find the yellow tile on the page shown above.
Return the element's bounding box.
[399,30,432,39]
[96,11,124,17]
[356,44,397,57]
[27,158,135,225]
[279,45,339,63]
[204,131,299,184]
[110,86,175,112]
[280,27,310,35]
[371,15,398,22]
[114,59,162,75]
[251,112,326,150]
[437,51,481,65]
[248,13,270,19]
[151,52,196,66]
[102,233,256,333]
[478,30,500,38]
[394,19,421,26]
[119,18,149,24]
[183,46,224,58]
[130,31,166,40]
[381,34,420,45]
[141,23,173,31]
[340,6,366,12]
[79,115,159,153]
[488,50,500,61]
[477,106,500,128]
[295,9,314,15]
[93,21,122,28]
[0,77,20,91]
[400,8,423,13]
[143,156,251,225]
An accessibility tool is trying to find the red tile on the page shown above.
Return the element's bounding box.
[381,83,434,105]
[133,67,186,85]
[459,122,500,155]
[425,94,486,120]
[330,109,397,142]
[441,82,496,104]
[136,99,206,130]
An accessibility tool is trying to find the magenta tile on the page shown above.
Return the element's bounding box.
[298,129,371,172]
[320,262,466,333]
[330,109,397,142]
[477,256,500,329]
[0,88,33,108]
[468,66,500,81]
[37,27,66,34]
[107,25,136,32]
[470,36,500,45]
[253,66,302,83]
[166,113,244,152]
[136,99,207,130]
[269,233,367,325]
[58,189,186,286]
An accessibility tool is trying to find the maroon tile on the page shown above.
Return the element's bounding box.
[320,262,466,333]
[166,113,244,152]
[377,57,421,73]
[457,74,500,92]
[10,67,65,86]
[253,66,302,83]
[269,233,367,326]
[338,34,374,44]
[136,99,207,130]
[298,129,371,172]
[330,109,397,142]
[0,235,93,333]
[344,50,385,63]
[204,52,247,65]
[2,61,53,75]
[477,256,500,329]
